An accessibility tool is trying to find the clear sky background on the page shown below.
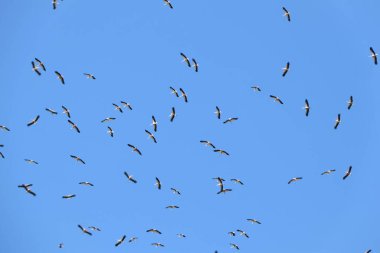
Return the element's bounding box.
[0,0,379,252]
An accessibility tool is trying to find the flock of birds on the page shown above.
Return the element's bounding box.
[0,1,378,253]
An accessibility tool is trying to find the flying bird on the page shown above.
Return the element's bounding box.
[120,101,133,110]
[179,88,188,103]
[270,95,284,104]
[55,71,65,84]
[79,182,94,186]
[170,86,179,97]
[152,116,158,132]
[163,0,173,9]
[370,47,377,65]
[112,103,123,113]
[192,58,199,72]
[166,205,179,209]
[107,126,114,137]
[288,177,303,184]
[62,106,71,118]
[282,62,290,77]
[177,233,186,238]
[334,114,341,129]
[128,237,138,243]
[170,107,176,122]
[70,155,85,164]
[128,144,142,156]
[230,179,244,185]
[88,226,101,232]
[155,177,162,190]
[247,219,261,224]
[251,86,261,92]
[124,172,137,183]
[151,243,165,247]
[321,169,336,175]
[347,96,353,110]
[18,184,36,196]
[217,188,232,194]
[180,53,191,67]
[101,117,116,123]
[304,99,310,116]
[282,7,291,22]
[228,231,236,237]
[77,225,92,236]
[215,106,221,119]
[0,125,10,131]
[84,73,96,79]
[27,115,40,127]
[115,235,126,247]
[237,229,249,238]
[230,243,240,250]
[342,166,352,180]
[58,243,64,248]
[200,140,216,149]
[52,0,58,10]
[62,194,76,199]
[145,130,157,143]
[35,58,46,71]
[214,149,230,156]
[170,188,181,195]
[24,159,39,165]
[68,119,80,133]
[223,117,238,124]
[0,152,4,159]
[45,108,58,115]
[31,61,41,76]
[147,229,162,234]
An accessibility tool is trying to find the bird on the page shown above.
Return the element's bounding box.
[79,182,94,186]
[24,159,39,165]
[120,101,133,110]
[347,96,353,110]
[192,58,199,72]
[62,194,76,199]
[334,114,341,129]
[112,103,123,113]
[55,71,65,84]
[58,243,64,248]
[0,144,3,147]
[370,47,377,65]
[84,73,96,79]
[180,53,191,67]
[151,243,165,247]
[321,169,336,175]
[27,115,40,127]
[288,177,303,184]
[77,225,92,236]
[304,99,310,116]
[230,243,240,250]
[128,237,138,243]
[88,226,101,232]
[145,130,157,143]
[166,205,179,209]
[170,86,179,97]
[365,250,372,253]
[213,177,225,187]
[31,61,41,76]
[177,233,186,238]
[0,152,4,159]
[236,229,249,238]
[170,107,176,122]
[115,235,126,247]
[247,219,261,224]
[282,7,291,22]
[214,149,230,156]
[62,106,71,118]
[70,155,85,164]
[163,0,173,9]
[107,126,114,137]
[228,231,236,237]
[152,116,158,132]
[251,86,261,92]
[270,95,284,104]
[101,117,116,123]
[282,62,290,77]
[230,179,244,185]
[147,229,162,234]
[124,172,137,183]
[155,177,162,190]
[52,0,58,10]
[18,184,36,196]
[223,117,238,124]
[217,188,232,194]
[215,106,221,119]
[0,125,10,131]
[45,108,58,115]
[170,188,181,195]
[35,58,46,71]
[128,144,142,156]
[179,88,188,103]
[68,119,80,133]
[343,166,352,180]
[200,140,216,149]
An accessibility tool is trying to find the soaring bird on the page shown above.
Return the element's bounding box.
[370,47,377,65]
[334,114,341,129]
[0,152,4,159]
[101,117,116,123]
[163,0,173,9]
[247,218,261,224]
[24,159,39,165]
[230,179,244,185]
[214,149,230,156]
[124,172,137,183]
[282,7,291,22]
[166,205,179,209]
[230,243,240,250]
[84,73,96,79]
[18,184,36,196]
[128,237,138,243]
[251,86,261,92]
[115,235,126,247]
[128,144,142,156]
[62,194,76,199]
[177,233,186,238]
[365,250,372,253]
[282,62,290,77]
[35,58,46,71]
[70,155,86,164]
[107,126,114,137]
[62,106,71,118]
[215,106,221,119]
[180,53,191,67]
[27,115,40,127]
[120,101,133,110]
[88,226,101,232]
[147,229,162,234]
[228,231,236,237]
[45,108,58,115]
[319,170,336,177]
[151,243,165,247]
[68,120,80,133]
[55,71,65,84]
[342,166,352,180]
[179,88,188,103]
[170,188,181,195]
[53,0,58,9]
[79,182,94,186]
[213,177,225,187]
[304,99,310,116]
[170,107,176,122]
[192,58,199,72]
[31,61,41,76]
[155,177,162,190]
[288,177,303,184]
[217,188,232,194]
[237,229,249,238]
[152,116,158,132]
[112,103,123,113]
[170,86,179,97]
[145,130,157,143]
[77,225,92,236]
[200,140,216,149]
[223,117,238,124]
[270,95,284,104]
[58,243,64,248]
[0,125,10,131]
[347,96,353,110]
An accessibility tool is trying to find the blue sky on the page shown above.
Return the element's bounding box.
[1,0,380,252]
